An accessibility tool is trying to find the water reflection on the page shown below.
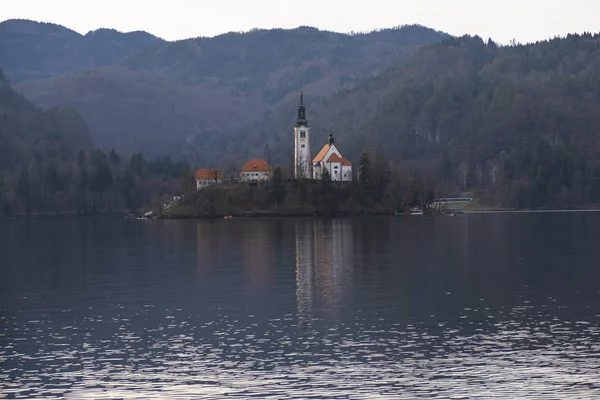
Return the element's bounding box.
[2,214,600,398]
[295,219,354,326]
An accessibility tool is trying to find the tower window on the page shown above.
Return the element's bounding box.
[301,144,305,148]
[300,131,305,138]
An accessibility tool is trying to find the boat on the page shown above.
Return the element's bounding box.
[408,207,424,216]
[445,207,465,216]
[223,215,234,220]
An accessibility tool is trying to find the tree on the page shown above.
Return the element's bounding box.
[109,148,120,166]
[225,157,239,181]
[18,166,31,214]
[475,164,484,186]
[89,151,113,193]
[208,169,222,184]
[358,151,372,183]
[458,160,469,190]
[130,153,148,178]
[271,167,286,205]
[372,152,391,199]
[263,143,272,166]
[180,173,197,197]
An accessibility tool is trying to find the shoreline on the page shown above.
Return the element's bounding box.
[4,207,600,221]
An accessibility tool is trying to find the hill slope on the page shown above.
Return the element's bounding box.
[10,23,448,158]
[268,34,600,208]
[0,19,163,82]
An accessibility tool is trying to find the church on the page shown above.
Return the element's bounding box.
[293,92,352,181]
[312,133,352,181]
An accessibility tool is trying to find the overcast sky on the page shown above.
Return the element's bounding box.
[2,0,598,44]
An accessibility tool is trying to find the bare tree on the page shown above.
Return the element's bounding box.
[263,143,272,167]
[487,160,499,185]
[225,157,239,182]
[208,169,222,184]
[475,164,484,186]
[180,173,196,197]
[458,160,469,190]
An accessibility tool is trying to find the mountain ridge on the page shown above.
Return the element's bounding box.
[0,19,164,82]
[5,20,448,158]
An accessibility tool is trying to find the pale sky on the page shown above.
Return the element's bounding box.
[1,0,598,44]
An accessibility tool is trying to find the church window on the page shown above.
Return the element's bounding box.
[301,144,305,148]
[300,131,305,138]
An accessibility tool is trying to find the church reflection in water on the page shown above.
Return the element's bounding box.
[295,219,354,325]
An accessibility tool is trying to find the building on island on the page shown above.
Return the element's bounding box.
[312,133,352,181]
[195,169,223,190]
[294,91,311,179]
[240,159,271,182]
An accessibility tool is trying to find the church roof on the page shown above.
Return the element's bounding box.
[326,153,343,163]
[195,169,222,180]
[313,144,332,163]
[240,159,271,172]
[326,153,352,166]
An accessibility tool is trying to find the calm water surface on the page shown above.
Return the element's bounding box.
[1,213,600,398]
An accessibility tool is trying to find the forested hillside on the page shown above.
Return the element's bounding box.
[0,19,162,82]
[247,34,600,208]
[6,22,447,157]
[0,69,190,215]
[4,19,600,209]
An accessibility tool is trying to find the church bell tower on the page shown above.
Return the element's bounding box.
[294,91,311,179]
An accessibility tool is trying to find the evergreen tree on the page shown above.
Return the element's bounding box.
[358,151,372,183]
[109,148,120,166]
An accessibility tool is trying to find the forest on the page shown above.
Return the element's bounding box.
[0,69,190,216]
[4,21,600,210]
[2,19,447,157]
[249,33,600,209]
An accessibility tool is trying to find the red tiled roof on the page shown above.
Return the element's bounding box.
[326,153,343,163]
[240,159,271,172]
[195,169,222,180]
[341,158,352,166]
[313,144,331,163]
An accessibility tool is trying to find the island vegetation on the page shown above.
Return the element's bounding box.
[166,151,434,218]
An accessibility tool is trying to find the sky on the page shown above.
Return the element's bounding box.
[1,0,598,44]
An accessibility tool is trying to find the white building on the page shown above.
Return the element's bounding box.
[312,133,352,181]
[294,91,311,179]
[195,169,222,190]
[240,159,271,182]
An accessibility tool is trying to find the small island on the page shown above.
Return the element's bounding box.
[162,93,436,219]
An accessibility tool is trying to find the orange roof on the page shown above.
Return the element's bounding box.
[195,169,222,180]
[326,153,343,163]
[313,144,331,163]
[341,158,352,166]
[240,159,271,172]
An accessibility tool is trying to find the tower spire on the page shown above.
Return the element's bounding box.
[296,90,308,127]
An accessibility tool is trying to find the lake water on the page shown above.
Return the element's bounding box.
[1,213,600,399]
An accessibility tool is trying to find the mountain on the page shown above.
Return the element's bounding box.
[5,22,448,158]
[0,68,93,168]
[264,34,600,208]
[0,68,189,215]
[0,67,92,213]
[0,19,163,82]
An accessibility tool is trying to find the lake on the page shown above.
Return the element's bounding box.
[1,213,600,398]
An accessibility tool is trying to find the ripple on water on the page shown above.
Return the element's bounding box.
[2,305,600,399]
